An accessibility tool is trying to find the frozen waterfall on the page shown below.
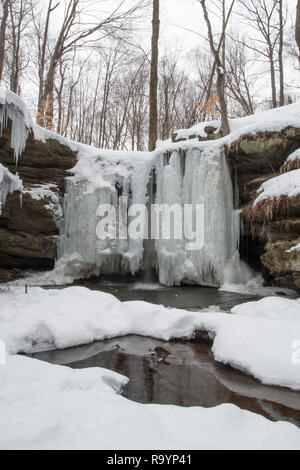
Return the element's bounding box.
[59,146,249,287]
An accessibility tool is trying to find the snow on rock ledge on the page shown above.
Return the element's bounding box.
[173,102,300,144]
[0,163,23,215]
[254,169,300,206]
[0,87,79,164]
[0,354,299,450]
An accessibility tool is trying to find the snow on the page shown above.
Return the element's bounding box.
[220,273,297,297]
[23,183,62,223]
[1,286,300,391]
[173,102,300,144]
[1,354,299,450]
[0,163,23,215]
[0,87,79,164]
[254,169,300,205]
[287,243,300,253]
[287,148,300,162]
[0,89,32,163]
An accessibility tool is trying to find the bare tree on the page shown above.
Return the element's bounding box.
[296,0,300,66]
[238,0,285,109]
[148,0,160,151]
[34,0,149,128]
[7,0,33,93]
[226,35,254,116]
[200,0,231,136]
[278,0,285,106]
[0,0,9,82]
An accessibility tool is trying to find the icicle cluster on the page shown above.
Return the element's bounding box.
[0,89,31,164]
[0,164,23,215]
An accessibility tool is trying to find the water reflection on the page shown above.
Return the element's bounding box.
[29,335,300,428]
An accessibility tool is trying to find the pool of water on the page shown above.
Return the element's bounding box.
[29,335,300,428]
[71,277,263,311]
[33,281,300,427]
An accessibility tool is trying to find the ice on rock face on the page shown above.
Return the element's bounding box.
[59,146,246,287]
[59,153,154,278]
[154,147,242,286]
[0,163,23,215]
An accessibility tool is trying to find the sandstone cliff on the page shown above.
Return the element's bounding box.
[0,125,77,282]
[226,129,300,291]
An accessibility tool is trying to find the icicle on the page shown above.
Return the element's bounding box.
[0,89,32,164]
[0,164,23,215]
[0,103,29,164]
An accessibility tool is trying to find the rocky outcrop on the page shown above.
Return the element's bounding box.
[0,123,77,282]
[227,128,300,292]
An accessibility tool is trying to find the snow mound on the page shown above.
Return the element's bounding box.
[254,169,300,205]
[0,163,23,215]
[0,354,299,450]
[0,286,300,390]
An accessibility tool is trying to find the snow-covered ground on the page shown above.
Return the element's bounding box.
[1,354,299,450]
[0,286,300,450]
[1,285,300,391]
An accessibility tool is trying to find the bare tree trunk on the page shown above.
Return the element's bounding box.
[148,0,160,151]
[269,51,277,108]
[296,0,300,67]
[278,0,284,106]
[200,0,230,136]
[37,0,55,125]
[0,0,9,82]
[89,69,100,145]
[203,0,235,108]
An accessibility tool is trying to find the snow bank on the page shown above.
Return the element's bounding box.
[254,169,300,205]
[1,286,300,390]
[0,163,23,215]
[1,355,299,450]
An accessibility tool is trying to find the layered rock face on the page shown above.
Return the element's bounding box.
[227,129,300,291]
[0,125,77,282]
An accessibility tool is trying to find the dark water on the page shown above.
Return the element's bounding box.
[29,335,300,428]
[72,277,263,311]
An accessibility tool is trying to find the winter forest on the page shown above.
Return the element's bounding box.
[1,0,300,453]
[1,0,300,149]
